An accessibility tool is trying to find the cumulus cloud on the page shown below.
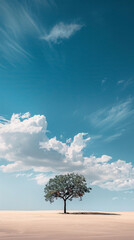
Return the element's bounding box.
[21,112,31,119]
[42,22,83,43]
[0,113,134,191]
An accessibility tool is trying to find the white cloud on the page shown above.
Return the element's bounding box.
[0,116,9,122]
[42,22,83,43]
[21,112,31,119]
[40,136,67,155]
[95,155,112,163]
[0,113,46,135]
[34,173,54,185]
[0,113,134,191]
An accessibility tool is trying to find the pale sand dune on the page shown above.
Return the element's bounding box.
[0,211,134,240]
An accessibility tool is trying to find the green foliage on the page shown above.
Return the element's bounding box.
[44,173,92,203]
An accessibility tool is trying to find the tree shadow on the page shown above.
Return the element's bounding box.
[63,212,120,215]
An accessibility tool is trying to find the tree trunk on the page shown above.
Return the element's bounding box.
[64,199,66,214]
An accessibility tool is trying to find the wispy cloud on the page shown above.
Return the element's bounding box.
[90,98,134,130]
[123,77,134,88]
[104,132,123,142]
[117,80,125,85]
[0,116,9,122]
[41,22,83,43]
[117,78,134,89]
[16,172,33,178]
[0,0,41,65]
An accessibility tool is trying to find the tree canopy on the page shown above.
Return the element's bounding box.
[44,173,92,213]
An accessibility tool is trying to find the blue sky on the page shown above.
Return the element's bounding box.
[0,0,134,211]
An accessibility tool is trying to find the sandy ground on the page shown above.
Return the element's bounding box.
[0,211,134,240]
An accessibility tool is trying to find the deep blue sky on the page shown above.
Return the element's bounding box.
[0,0,134,211]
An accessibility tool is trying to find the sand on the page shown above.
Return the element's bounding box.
[0,211,134,240]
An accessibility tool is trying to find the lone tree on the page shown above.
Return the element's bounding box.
[44,173,92,213]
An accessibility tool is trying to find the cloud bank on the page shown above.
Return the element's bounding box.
[0,113,134,191]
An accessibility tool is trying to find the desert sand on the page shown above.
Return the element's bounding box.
[0,211,134,240]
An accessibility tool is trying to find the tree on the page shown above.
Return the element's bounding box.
[44,173,92,213]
